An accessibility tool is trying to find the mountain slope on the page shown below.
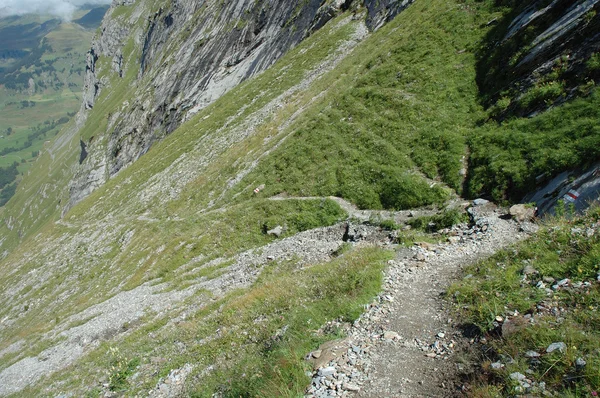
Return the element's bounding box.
[0,0,598,396]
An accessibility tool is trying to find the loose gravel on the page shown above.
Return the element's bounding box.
[305,201,538,398]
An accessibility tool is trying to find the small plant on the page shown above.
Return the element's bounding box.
[407,208,468,233]
[555,199,565,218]
[519,81,565,109]
[588,53,600,71]
[374,219,400,231]
[489,96,512,117]
[584,9,597,24]
[107,347,139,392]
[331,242,352,257]
[567,201,576,218]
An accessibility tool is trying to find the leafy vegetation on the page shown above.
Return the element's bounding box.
[232,0,490,209]
[407,208,469,233]
[1,0,600,395]
[16,246,391,397]
[475,0,600,115]
[467,90,600,202]
[450,207,600,396]
[184,247,390,397]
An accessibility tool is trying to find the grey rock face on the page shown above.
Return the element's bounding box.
[68,0,412,211]
[515,0,600,70]
[523,161,600,216]
[480,0,600,118]
[365,0,415,30]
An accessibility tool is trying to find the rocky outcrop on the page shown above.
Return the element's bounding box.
[477,0,600,116]
[523,162,600,216]
[68,0,413,211]
[365,0,414,30]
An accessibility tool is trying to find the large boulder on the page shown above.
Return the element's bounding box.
[509,204,536,222]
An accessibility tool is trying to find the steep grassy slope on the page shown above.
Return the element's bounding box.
[0,2,491,395]
[467,91,600,202]
[0,0,598,396]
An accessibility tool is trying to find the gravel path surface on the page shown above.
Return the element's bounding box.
[305,201,539,398]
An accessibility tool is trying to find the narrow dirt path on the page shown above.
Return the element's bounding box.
[269,194,456,223]
[306,202,538,397]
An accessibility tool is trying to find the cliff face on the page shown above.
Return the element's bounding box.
[69,0,409,210]
[477,0,600,117]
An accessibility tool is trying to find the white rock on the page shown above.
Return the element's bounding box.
[319,367,336,377]
[546,342,566,353]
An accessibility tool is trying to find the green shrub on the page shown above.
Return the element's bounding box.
[407,208,468,232]
[518,81,564,109]
[467,89,600,202]
[379,175,449,210]
[587,52,600,71]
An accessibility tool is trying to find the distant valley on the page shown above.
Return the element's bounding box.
[0,5,108,205]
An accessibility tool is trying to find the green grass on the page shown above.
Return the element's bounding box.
[16,246,391,397]
[1,0,600,396]
[407,208,469,233]
[226,0,494,209]
[449,207,600,396]
[466,90,600,202]
[0,2,495,393]
[0,12,364,359]
[0,198,347,360]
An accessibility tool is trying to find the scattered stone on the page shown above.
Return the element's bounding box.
[575,357,587,370]
[343,383,360,392]
[319,367,336,377]
[383,331,400,341]
[552,279,570,290]
[509,204,536,222]
[267,225,284,237]
[557,278,570,286]
[536,281,546,289]
[495,315,504,323]
[415,252,426,262]
[524,350,541,358]
[415,242,433,250]
[447,236,460,244]
[523,265,538,275]
[510,372,527,382]
[312,350,322,359]
[491,362,504,370]
[473,198,489,206]
[546,342,566,353]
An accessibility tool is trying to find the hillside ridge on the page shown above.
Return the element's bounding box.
[0,0,599,396]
